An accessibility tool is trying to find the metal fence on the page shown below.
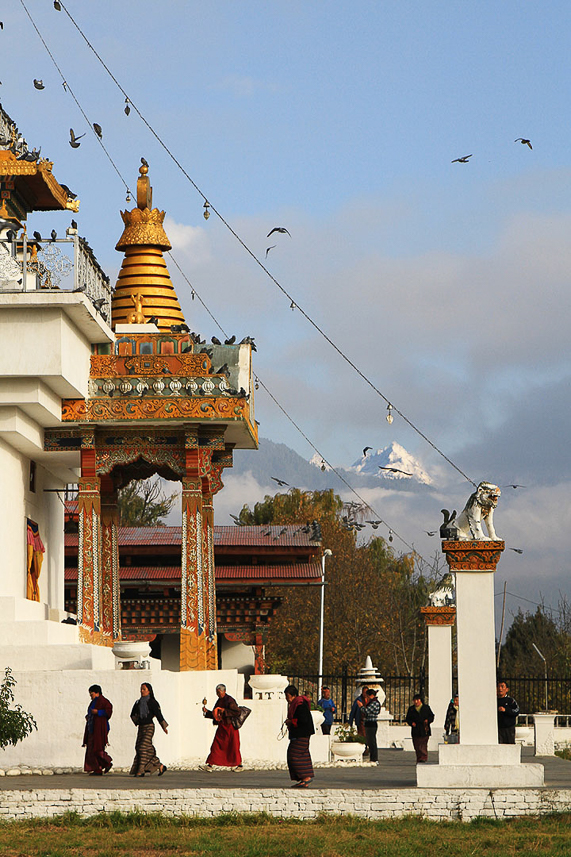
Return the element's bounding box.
[287,672,571,723]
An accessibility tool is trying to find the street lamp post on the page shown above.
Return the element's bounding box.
[318,549,333,685]
[532,643,548,712]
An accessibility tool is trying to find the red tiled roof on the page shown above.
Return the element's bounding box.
[65,525,319,548]
[64,563,321,582]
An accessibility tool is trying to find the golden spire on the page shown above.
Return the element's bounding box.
[111,163,186,331]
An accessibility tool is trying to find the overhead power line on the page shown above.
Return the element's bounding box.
[43,0,477,489]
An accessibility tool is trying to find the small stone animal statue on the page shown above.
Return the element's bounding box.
[428,572,455,606]
[455,481,501,541]
[440,508,457,539]
[129,292,146,324]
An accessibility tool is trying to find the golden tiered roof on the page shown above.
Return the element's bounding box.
[111,164,186,332]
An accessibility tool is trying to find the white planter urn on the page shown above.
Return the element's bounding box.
[311,710,325,730]
[112,640,151,668]
[248,674,288,699]
[331,741,366,761]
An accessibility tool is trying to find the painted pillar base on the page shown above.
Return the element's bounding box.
[417,744,544,787]
[534,713,556,756]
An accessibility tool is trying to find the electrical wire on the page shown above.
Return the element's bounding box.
[19,0,132,198]
[16,3,449,559]
[47,0,477,489]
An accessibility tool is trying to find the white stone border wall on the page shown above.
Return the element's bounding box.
[1,788,571,822]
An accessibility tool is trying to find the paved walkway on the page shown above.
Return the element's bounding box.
[1,748,570,791]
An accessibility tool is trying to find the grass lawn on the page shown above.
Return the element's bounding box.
[0,812,570,857]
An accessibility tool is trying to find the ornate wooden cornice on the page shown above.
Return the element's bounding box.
[441,540,505,571]
[420,606,456,626]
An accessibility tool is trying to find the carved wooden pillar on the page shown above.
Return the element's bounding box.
[100,474,121,645]
[180,429,207,670]
[201,487,218,670]
[254,631,266,675]
[77,443,101,643]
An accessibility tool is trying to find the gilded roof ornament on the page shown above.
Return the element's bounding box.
[115,162,171,251]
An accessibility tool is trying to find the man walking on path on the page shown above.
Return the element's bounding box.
[349,685,369,738]
[318,686,336,735]
[405,693,434,763]
[497,681,519,744]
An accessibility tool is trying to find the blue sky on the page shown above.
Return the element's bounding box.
[2,1,571,619]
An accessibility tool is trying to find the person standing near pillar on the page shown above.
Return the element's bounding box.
[361,688,381,763]
[318,686,336,735]
[82,685,113,776]
[497,680,519,744]
[405,693,434,763]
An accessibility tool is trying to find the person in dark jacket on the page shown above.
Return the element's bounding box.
[361,688,381,763]
[497,681,519,744]
[285,684,315,787]
[444,695,460,743]
[349,685,369,737]
[405,693,434,763]
[83,684,113,775]
[130,682,168,777]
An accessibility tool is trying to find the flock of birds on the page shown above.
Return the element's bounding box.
[451,138,532,164]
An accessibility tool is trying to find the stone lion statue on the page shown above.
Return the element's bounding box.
[455,481,501,541]
[428,572,455,606]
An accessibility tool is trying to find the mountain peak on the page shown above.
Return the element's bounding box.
[350,442,431,484]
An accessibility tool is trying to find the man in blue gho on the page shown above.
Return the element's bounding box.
[317,686,336,735]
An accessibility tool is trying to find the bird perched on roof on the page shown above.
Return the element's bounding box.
[33,79,45,90]
[70,219,78,229]
[33,231,42,242]
[211,336,221,345]
[230,514,243,526]
[171,323,189,333]
[224,335,236,345]
[378,466,412,476]
[61,185,78,200]
[148,316,159,326]
[93,123,103,139]
[363,446,372,457]
[50,230,57,242]
[92,297,106,310]
[69,128,85,148]
[515,138,532,149]
[451,154,472,163]
[267,227,291,237]
[271,477,289,487]
[239,336,257,351]
[215,363,230,378]
[17,148,41,162]
[141,157,149,168]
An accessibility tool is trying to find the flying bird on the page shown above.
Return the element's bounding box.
[267,227,291,237]
[451,154,472,163]
[69,128,85,148]
[503,484,526,489]
[93,123,103,139]
[363,446,372,457]
[271,477,289,487]
[366,520,382,529]
[33,79,45,90]
[265,245,276,258]
[378,466,412,476]
[515,138,532,149]
[509,548,524,554]
[425,531,437,537]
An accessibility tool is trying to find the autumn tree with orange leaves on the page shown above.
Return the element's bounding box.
[238,489,441,676]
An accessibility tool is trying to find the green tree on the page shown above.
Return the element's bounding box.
[118,477,178,527]
[0,668,37,750]
[239,489,439,676]
[499,606,570,676]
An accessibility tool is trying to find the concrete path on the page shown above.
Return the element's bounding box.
[1,748,570,791]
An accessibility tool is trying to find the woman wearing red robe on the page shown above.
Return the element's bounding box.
[83,684,113,775]
[200,684,243,772]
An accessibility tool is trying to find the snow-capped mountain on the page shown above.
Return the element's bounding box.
[350,442,432,484]
[309,452,332,471]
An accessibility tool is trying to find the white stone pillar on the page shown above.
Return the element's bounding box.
[421,606,454,747]
[417,540,544,788]
[534,713,555,756]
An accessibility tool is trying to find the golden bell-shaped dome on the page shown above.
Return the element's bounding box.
[111,164,186,331]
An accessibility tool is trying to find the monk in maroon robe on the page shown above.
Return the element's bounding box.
[83,684,113,775]
[200,684,242,771]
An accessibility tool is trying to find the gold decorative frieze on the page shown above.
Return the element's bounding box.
[62,396,250,423]
[90,353,211,377]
